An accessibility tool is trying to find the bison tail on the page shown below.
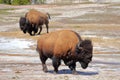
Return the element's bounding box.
[47,13,51,19]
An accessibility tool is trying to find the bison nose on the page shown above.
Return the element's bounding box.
[80,62,88,69]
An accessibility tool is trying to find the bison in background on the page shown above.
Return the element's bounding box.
[19,9,50,36]
[36,30,93,74]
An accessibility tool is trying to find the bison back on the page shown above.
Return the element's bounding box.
[26,10,41,24]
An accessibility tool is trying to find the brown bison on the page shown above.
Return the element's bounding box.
[36,30,93,74]
[19,9,50,36]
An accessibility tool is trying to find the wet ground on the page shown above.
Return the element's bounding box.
[0,3,120,80]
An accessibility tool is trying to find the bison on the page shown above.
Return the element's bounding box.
[19,9,50,36]
[36,30,93,74]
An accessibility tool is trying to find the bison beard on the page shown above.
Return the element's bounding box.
[36,30,93,74]
[19,17,36,35]
[19,17,27,33]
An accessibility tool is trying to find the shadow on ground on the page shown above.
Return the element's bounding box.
[47,69,99,75]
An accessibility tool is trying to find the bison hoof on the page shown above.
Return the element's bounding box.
[72,71,78,75]
[37,33,40,35]
[43,70,47,73]
[29,33,35,36]
[43,68,48,73]
[32,34,35,36]
[53,71,58,74]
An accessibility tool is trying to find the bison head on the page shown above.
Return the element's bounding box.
[76,39,93,69]
[19,17,29,34]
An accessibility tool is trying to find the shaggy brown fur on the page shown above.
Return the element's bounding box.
[26,9,49,25]
[36,30,93,74]
[24,9,50,35]
[37,30,81,58]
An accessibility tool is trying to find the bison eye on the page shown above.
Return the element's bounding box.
[87,56,92,61]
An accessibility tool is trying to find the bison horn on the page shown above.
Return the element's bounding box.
[77,43,83,50]
[78,47,83,50]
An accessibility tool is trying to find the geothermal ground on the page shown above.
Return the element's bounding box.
[0,3,120,80]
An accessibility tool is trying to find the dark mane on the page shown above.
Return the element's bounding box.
[80,39,92,46]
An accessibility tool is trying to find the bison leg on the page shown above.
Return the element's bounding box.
[27,25,35,36]
[63,59,73,66]
[40,55,48,72]
[33,25,38,35]
[52,56,61,73]
[38,26,42,35]
[68,62,77,74]
[28,29,33,36]
[35,25,38,33]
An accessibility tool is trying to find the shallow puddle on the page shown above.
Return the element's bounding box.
[0,37,36,54]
